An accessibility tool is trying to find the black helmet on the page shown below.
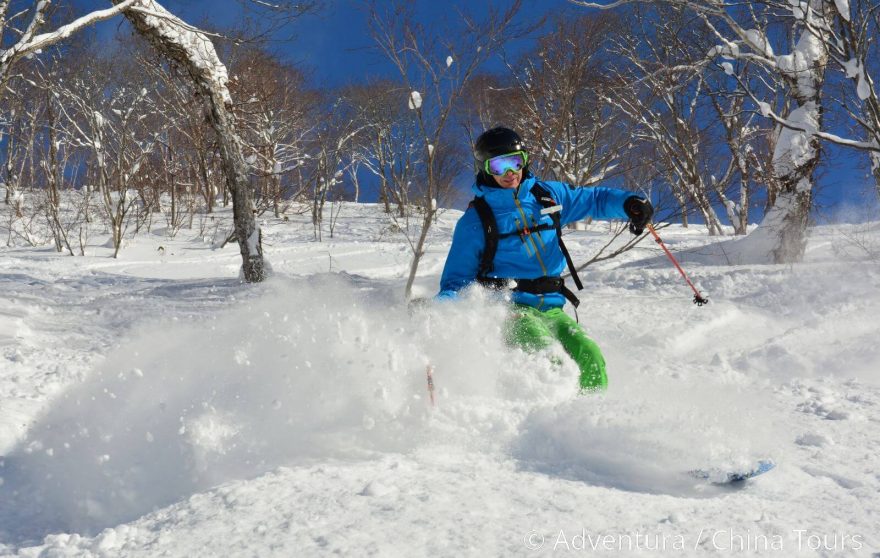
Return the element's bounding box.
[473,127,524,163]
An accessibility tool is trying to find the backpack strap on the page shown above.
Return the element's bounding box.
[529,183,584,293]
[470,196,499,281]
[471,196,533,289]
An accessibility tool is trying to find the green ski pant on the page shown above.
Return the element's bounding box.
[506,305,608,391]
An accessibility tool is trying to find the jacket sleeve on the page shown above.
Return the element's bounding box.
[542,181,641,225]
[437,209,484,300]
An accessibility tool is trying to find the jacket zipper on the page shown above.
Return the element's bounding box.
[530,214,547,250]
[513,190,548,275]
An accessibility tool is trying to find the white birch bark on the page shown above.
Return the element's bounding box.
[731,0,831,262]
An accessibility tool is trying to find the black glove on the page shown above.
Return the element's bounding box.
[623,196,653,235]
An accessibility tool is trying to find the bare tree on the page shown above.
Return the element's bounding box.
[825,0,880,197]
[0,1,142,97]
[229,47,317,218]
[570,0,844,263]
[111,0,267,280]
[35,59,80,254]
[1,75,43,246]
[509,13,631,188]
[138,50,225,218]
[705,70,777,235]
[1,78,33,222]
[339,80,421,217]
[368,0,525,299]
[0,0,321,278]
[606,7,727,235]
[307,113,364,241]
[54,63,160,257]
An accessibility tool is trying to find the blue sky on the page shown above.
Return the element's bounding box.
[280,0,579,87]
[82,0,577,87]
[74,0,876,221]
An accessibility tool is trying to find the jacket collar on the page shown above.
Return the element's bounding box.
[472,173,536,202]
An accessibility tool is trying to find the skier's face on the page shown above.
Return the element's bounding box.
[492,168,522,189]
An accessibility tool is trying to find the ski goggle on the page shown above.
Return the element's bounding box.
[484,151,528,176]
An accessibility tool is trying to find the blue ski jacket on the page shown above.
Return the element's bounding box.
[437,173,639,310]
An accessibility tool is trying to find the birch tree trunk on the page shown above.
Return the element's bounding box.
[112,0,265,281]
[738,0,830,263]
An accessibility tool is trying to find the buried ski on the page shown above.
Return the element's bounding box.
[689,459,776,484]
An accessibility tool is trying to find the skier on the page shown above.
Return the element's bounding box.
[436,127,653,391]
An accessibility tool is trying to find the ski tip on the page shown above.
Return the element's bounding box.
[690,459,776,484]
[727,459,775,482]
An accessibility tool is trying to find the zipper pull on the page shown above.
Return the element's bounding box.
[514,218,533,255]
[515,218,530,239]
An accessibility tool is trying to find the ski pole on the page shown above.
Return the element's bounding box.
[426,364,436,407]
[646,224,709,306]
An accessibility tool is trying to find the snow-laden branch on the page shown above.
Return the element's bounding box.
[568,0,724,16]
[758,100,880,152]
[568,0,640,8]
[0,1,11,34]
[120,1,230,94]
[0,0,140,70]
[124,4,228,40]
[17,1,50,50]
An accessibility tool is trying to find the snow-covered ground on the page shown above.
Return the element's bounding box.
[1,201,878,557]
